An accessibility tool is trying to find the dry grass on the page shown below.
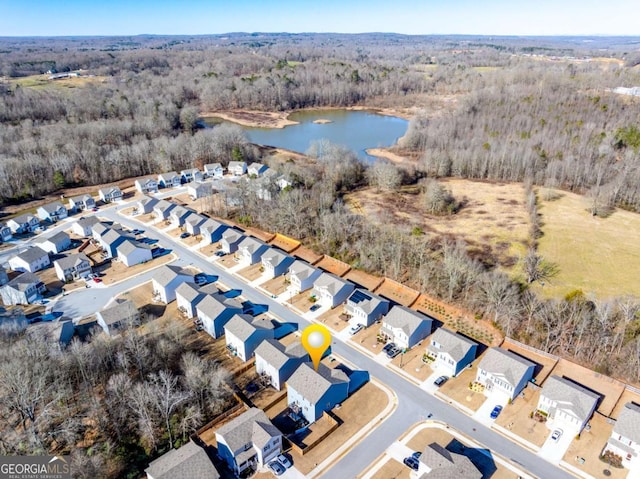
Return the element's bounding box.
[439,365,487,412]
[288,291,317,313]
[237,263,264,281]
[368,459,411,479]
[293,246,323,265]
[315,256,351,277]
[96,253,175,285]
[269,233,301,253]
[199,242,222,257]
[375,279,420,307]
[536,189,640,298]
[317,306,351,332]
[260,276,290,297]
[391,349,433,382]
[610,388,640,418]
[344,269,384,291]
[494,387,549,447]
[9,74,109,90]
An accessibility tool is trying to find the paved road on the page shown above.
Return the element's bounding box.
[61,205,574,479]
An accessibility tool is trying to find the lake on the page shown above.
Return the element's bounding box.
[205,109,408,161]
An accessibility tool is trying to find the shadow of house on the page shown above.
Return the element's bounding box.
[334,364,370,394]
[445,439,497,479]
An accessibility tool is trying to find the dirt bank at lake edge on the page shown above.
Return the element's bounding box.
[366,147,417,166]
[200,110,299,129]
[313,119,333,124]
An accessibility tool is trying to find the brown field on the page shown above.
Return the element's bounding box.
[376,279,420,307]
[8,73,109,90]
[536,189,640,298]
[347,179,530,271]
[439,364,487,412]
[367,459,411,479]
[268,233,301,253]
[610,388,640,418]
[494,387,549,448]
[344,269,384,291]
[293,245,323,265]
[314,256,351,277]
[200,110,299,129]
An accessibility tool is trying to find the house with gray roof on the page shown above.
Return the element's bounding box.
[0,222,12,242]
[224,314,276,362]
[37,201,68,222]
[72,216,99,237]
[603,402,640,470]
[380,305,433,349]
[312,272,355,309]
[476,347,536,400]
[287,260,322,294]
[417,442,482,479]
[215,407,281,476]
[91,221,111,241]
[199,218,229,244]
[537,375,600,434]
[54,253,92,282]
[98,186,123,203]
[99,229,133,258]
[220,229,244,254]
[157,171,181,188]
[38,231,71,254]
[286,363,350,423]
[184,214,208,236]
[248,162,269,177]
[427,328,478,377]
[237,236,269,266]
[228,161,247,176]
[135,177,158,195]
[261,248,295,279]
[345,289,390,328]
[151,265,194,303]
[0,272,45,305]
[169,205,193,227]
[187,182,212,200]
[152,200,176,220]
[204,163,224,178]
[255,339,309,390]
[135,196,159,215]
[28,319,75,349]
[68,194,96,212]
[7,214,40,234]
[145,440,220,479]
[180,168,203,183]
[117,239,152,267]
[196,294,243,339]
[96,299,139,335]
[8,246,50,273]
[175,282,208,318]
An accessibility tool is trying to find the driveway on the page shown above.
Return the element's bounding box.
[538,426,574,462]
[473,390,509,426]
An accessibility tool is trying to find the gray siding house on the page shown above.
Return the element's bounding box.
[426,328,478,377]
[344,289,390,328]
[537,375,600,434]
[380,305,433,349]
[261,248,295,279]
[224,314,276,362]
[312,273,355,309]
[37,202,68,222]
[287,260,322,294]
[255,339,309,390]
[196,294,243,339]
[237,236,269,266]
[9,246,51,273]
[0,272,45,305]
[68,194,96,212]
[476,347,536,400]
[220,230,244,254]
[38,231,71,254]
[96,299,139,335]
[145,440,220,479]
[200,219,229,244]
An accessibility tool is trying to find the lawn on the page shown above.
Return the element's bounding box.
[536,189,640,298]
[494,387,549,448]
[368,459,411,479]
[9,73,109,90]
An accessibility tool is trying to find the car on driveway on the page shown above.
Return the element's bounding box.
[411,451,422,459]
[268,459,285,476]
[215,250,226,257]
[433,376,448,387]
[490,405,503,419]
[403,456,419,470]
[93,277,102,283]
[276,454,292,469]
[551,429,563,442]
[349,324,364,335]
[179,232,190,239]
[310,304,321,312]
[382,342,396,353]
[386,347,401,358]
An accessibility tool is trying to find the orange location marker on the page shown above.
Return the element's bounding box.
[300,324,332,371]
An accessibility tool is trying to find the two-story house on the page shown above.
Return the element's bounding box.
[135,196,159,215]
[99,229,134,258]
[151,265,194,303]
[135,177,158,195]
[72,216,99,237]
[196,294,243,339]
[224,314,276,362]
[37,201,68,222]
[180,168,203,183]
[345,289,390,328]
[603,402,640,470]
[9,246,51,273]
[220,230,245,254]
[426,328,478,377]
[287,260,322,294]
[175,282,208,318]
[187,182,212,200]
[98,186,123,203]
[152,200,176,220]
[255,339,309,390]
[204,163,224,178]
[68,194,96,212]
[199,219,229,244]
[169,206,193,227]
[38,231,71,254]
[417,442,482,479]
[157,172,181,188]
[215,407,282,476]
[145,440,220,479]
[228,161,247,176]
[0,272,46,305]
[96,299,139,335]
[237,236,269,266]
[117,239,153,267]
[0,222,12,242]
[261,248,295,279]
[248,162,269,177]
[380,305,433,349]
[54,253,92,282]
[312,273,355,309]
[184,214,208,236]
[8,214,40,234]
[476,347,536,401]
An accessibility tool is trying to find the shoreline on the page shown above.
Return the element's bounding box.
[365,147,415,166]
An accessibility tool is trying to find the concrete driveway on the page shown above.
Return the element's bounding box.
[538,426,574,462]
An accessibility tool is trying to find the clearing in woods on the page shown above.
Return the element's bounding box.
[8,73,109,90]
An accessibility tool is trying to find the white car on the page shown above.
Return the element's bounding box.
[277,454,292,469]
[551,429,563,442]
[349,324,364,335]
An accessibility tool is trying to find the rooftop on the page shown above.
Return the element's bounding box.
[39,201,66,213]
[54,253,90,271]
[215,407,280,453]
[4,272,41,291]
[347,289,388,314]
[145,440,220,479]
[428,328,477,362]
[419,442,482,479]
[255,338,308,369]
[287,363,349,404]
[383,305,432,336]
[224,314,275,341]
[314,272,352,296]
[541,375,600,422]
[153,265,193,287]
[478,348,536,387]
[613,402,640,444]
[289,260,318,280]
[98,299,137,326]
[13,246,48,264]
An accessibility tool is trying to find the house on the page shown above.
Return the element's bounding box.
[175,282,207,318]
[0,266,8,286]
[417,442,482,479]
[180,168,203,183]
[261,248,295,279]
[184,214,208,236]
[228,161,247,176]
[287,260,322,294]
[28,320,76,348]
[204,163,224,178]
[255,339,309,390]
[151,265,194,303]
[96,299,139,335]
[117,240,153,267]
[215,407,282,476]
[99,229,133,258]
[476,347,536,400]
[9,246,51,273]
[145,440,220,479]
[199,219,229,244]
[98,186,123,203]
[54,253,92,282]
[248,162,269,177]
[38,231,71,254]
[7,214,40,234]
[72,216,99,237]
[68,194,96,212]
[380,305,433,350]
[37,201,68,222]
[135,196,159,215]
[224,314,276,362]
[135,177,158,195]
[157,172,181,188]
[91,221,112,241]
[0,272,46,305]
[0,223,12,242]
[603,402,640,469]
[187,182,213,200]
[426,328,478,377]
[536,375,599,434]
[152,200,176,220]
[277,176,293,190]
[344,289,390,328]
[312,273,355,309]
[169,206,193,227]
[196,294,243,339]
[287,363,350,423]
[220,230,245,254]
[0,306,28,333]
[236,236,269,266]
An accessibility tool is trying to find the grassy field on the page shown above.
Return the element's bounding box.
[8,73,108,90]
[536,189,640,298]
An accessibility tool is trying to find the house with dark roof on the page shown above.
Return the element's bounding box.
[224,314,276,362]
[7,214,40,234]
[54,253,92,282]
[417,442,482,479]
[135,196,159,215]
[380,305,433,349]
[312,273,355,309]
[98,186,123,203]
[68,194,96,212]
[38,231,71,254]
[169,206,193,227]
[215,407,282,476]
[0,222,12,242]
[37,201,68,222]
[237,236,269,266]
[152,200,176,220]
[117,239,152,267]
[184,214,208,236]
[196,294,243,338]
[8,246,50,273]
[255,339,309,390]
[72,216,99,237]
[287,363,350,423]
[220,230,244,254]
[537,375,599,434]
[145,440,220,479]
[427,328,478,377]
[187,182,212,200]
[345,289,390,328]
[204,163,224,178]
[228,161,247,176]
[175,282,207,318]
[0,272,46,305]
[261,248,295,279]
[151,265,194,303]
[180,168,203,183]
[288,260,322,294]
[199,219,229,244]
[603,402,640,470]
[157,171,181,188]
[135,177,158,195]
[476,347,536,400]
[96,299,139,335]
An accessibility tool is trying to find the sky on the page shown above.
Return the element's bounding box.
[1,0,638,37]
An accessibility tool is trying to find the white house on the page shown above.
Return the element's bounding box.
[426,328,478,377]
[603,402,640,470]
[135,177,158,194]
[261,248,295,279]
[417,442,482,479]
[37,201,68,222]
[287,260,322,294]
[7,214,40,234]
[200,219,229,244]
[312,273,355,309]
[169,206,193,227]
[68,194,96,212]
[204,163,224,178]
[196,294,243,339]
[0,272,46,305]
[117,240,153,267]
[54,253,92,282]
[135,196,159,215]
[187,182,213,200]
[476,347,536,401]
[72,216,99,237]
[380,305,433,349]
[220,230,245,254]
[96,299,139,335]
[344,289,390,328]
[98,229,132,258]
[98,186,123,203]
[536,375,599,434]
[145,440,220,479]
[224,314,275,362]
[152,200,176,220]
[255,339,309,390]
[228,161,247,176]
[38,231,71,254]
[157,171,181,188]
[151,265,194,303]
[237,237,269,266]
[248,162,269,177]
[184,214,208,236]
[180,168,203,183]
[9,246,51,273]
[175,282,207,318]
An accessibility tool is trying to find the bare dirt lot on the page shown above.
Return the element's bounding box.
[438,365,487,413]
[494,387,549,447]
[343,269,383,291]
[313,256,351,277]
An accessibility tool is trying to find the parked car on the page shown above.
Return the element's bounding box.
[411,451,422,459]
[386,347,401,358]
[551,429,563,442]
[349,324,364,335]
[277,454,292,469]
[194,274,209,285]
[215,250,226,257]
[490,405,503,419]
[310,304,321,312]
[382,342,396,353]
[93,277,102,283]
[433,376,449,387]
[403,456,419,470]
[195,324,203,332]
[268,460,285,476]
[179,232,190,239]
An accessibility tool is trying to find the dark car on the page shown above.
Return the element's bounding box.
[310,304,321,312]
[386,347,401,358]
[179,232,190,239]
[267,460,285,476]
[433,376,448,387]
[490,405,503,419]
[411,451,422,459]
[215,250,226,257]
[403,456,419,470]
[382,342,396,353]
